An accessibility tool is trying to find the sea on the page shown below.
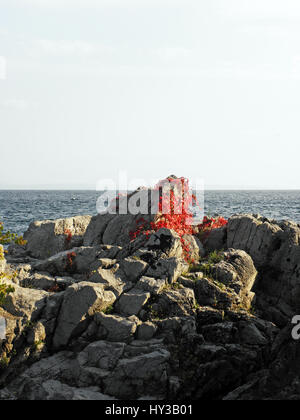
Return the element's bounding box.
[0,190,300,236]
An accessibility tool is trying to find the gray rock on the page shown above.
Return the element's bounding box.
[146,228,184,258]
[196,306,224,326]
[53,282,116,349]
[227,215,300,324]
[145,229,204,262]
[103,347,170,399]
[78,340,125,370]
[0,351,81,400]
[195,277,239,310]
[146,257,188,284]
[33,246,104,276]
[238,321,268,346]
[182,234,205,261]
[154,288,196,318]
[2,285,49,321]
[203,226,227,253]
[94,312,139,343]
[214,249,257,309]
[88,266,130,298]
[26,321,47,346]
[201,322,237,345]
[136,276,166,295]
[119,257,148,282]
[227,214,282,268]
[84,210,155,248]
[24,216,92,259]
[38,380,116,400]
[137,322,157,340]
[20,272,75,291]
[116,290,151,316]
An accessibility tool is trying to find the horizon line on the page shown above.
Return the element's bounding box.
[1,186,300,191]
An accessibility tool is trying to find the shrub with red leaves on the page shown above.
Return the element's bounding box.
[129,177,228,263]
[197,216,228,240]
[65,252,76,271]
[64,229,72,243]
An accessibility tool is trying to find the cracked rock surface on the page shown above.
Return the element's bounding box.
[0,213,298,400]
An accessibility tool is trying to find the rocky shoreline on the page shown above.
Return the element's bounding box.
[0,208,300,400]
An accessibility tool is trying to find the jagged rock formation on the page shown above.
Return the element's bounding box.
[0,212,299,400]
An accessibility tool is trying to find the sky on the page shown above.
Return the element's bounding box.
[1,0,300,189]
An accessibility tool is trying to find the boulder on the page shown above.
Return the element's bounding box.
[214,249,257,308]
[137,322,158,340]
[136,276,166,295]
[146,228,184,258]
[227,214,282,268]
[119,257,148,282]
[53,282,116,349]
[33,246,105,276]
[116,290,151,317]
[145,228,204,262]
[31,380,115,401]
[103,342,170,399]
[194,277,239,310]
[24,216,92,260]
[88,266,130,298]
[20,272,74,291]
[84,212,155,248]
[203,226,227,253]
[94,312,139,343]
[0,351,81,400]
[227,215,300,324]
[2,285,49,321]
[78,340,125,371]
[153,288,196,318]
[146,257,189,284]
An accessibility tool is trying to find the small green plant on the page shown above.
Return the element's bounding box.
[207,250,224,265]
[103,305,114,315]
[171,282,182,290]
[0,222,27,246]
[0,356,10,369]
[186,250,225,281]
[0,283,15,307]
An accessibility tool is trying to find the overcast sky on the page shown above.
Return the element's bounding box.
[1,0,300,189]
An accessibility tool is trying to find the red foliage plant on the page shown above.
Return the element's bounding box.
[64,229,72,243]
[129,176,228,263]
[197,216,228,237]
[66,252,76,270]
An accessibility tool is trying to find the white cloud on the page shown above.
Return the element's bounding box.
[32,40,113,57]
[37,40,95,56]
[0,56,6,80]
[216,0,300,20]
[0,0,193,8]
[155,47,193,61]
[0,99,36,110]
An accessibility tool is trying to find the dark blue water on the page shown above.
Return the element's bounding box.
[0,190,300,235]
